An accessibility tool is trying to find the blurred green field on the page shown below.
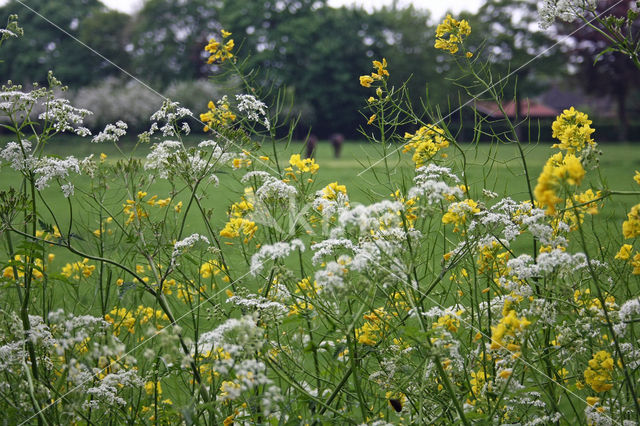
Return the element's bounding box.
[2,136,639,227]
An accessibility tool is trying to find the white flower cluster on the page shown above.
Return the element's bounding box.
[310,238,355,265]
[84,369,145,410]
[148,99,193,137]
[171,233,210,265]
[313,189,350,218]
[38,97,92,136]
[507,249,588,281]
[255,175,297,202]
[236,94,270,130]
[144,140,183,178]
[91,120,128,143]
[337,200,404,234]
[408,164,462,203]
[0,89,39,113]
[314,256,351,294]
[227,294,288,319]
[198,315,264,359]
[250,239,305,275]
[33,156,80,193]
[0,139,34,172]
[538,0,597,29]
[615,298,640,336]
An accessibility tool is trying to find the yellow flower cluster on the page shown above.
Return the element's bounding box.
[2,254,52,280]
[584,350,614,392]
[204,29,234,64]
[573,289,616,318]
[490,308,531,356]
[200,259,226,279]
[200,97,236,131]
[286,154,319,175]
[390,190,418,226]
[321,182,347,201]
[61,258,95,280]
[551,107,596,154]
[562,189,601,230]
[220,217,258,242]
[359,58,389,88]
[93,216,114,237]
[355,307,392,346]
[123,192,174,226]
[402,125,449,168]
[220,192,257,243]
[104,305,169,336]
[534,152,585,214]
[442,199,480,233]
[432,311,462,333]
[622,204,640,239]
[435,14,472,55]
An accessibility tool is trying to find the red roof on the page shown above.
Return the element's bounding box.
[474,99,558,119]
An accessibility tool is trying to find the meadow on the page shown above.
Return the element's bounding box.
[3,7,640,425]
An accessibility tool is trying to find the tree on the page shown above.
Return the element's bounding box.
[130,0,220,86]
[0,0,104,86]
[79,10,132,78]
[558,0,640,141]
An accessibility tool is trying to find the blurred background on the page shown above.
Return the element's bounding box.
[1,0,638,142]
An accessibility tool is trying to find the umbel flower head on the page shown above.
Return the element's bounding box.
[435,14,472,55]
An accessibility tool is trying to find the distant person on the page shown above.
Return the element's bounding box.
[330,133,344,158]
[305,134,318,159]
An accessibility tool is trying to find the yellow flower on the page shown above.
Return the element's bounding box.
[634,170,640,185]
[288,154,319,174]
[584,351,614,392]
[372,58,389,78]
[321,182,347,201]
[534,152,585,214]
[204,31,234,64]
[623,204,640,239]
[551,107,596,154]
[402,124,449,167]
[615,244,633,260]
[174,201,183,213]
[367,114,376,125]
[435,14,471,55]
[359,75,374,88]
[200,96,236,130]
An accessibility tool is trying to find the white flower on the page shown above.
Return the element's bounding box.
[92,121,128,143]
[61,182,74,197]
[171,233,210,266]
[0,139,34,171]
[38,98,92,134]
[538,0,597,29]
[250,239,305,275]
[255,176,297,202]
[32,156,80,190]
[236,94,270,130]
[408,164,462,203]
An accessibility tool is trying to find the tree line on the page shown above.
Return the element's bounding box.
[1,0,638,139]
